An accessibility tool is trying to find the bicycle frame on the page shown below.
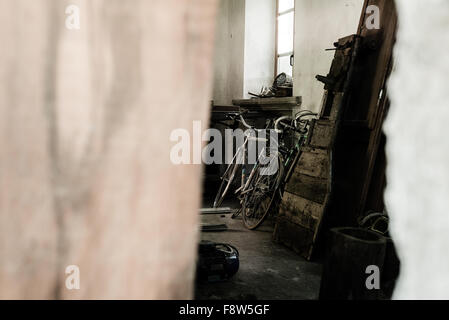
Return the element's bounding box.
[213,111,316,210]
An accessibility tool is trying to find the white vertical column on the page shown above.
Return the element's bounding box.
[385,0,449,300]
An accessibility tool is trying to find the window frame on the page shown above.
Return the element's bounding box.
[275,0,295,77]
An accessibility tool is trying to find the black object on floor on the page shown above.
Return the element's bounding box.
[196,241,239,283]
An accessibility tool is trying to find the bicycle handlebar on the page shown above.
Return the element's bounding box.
[274,116,293,133]
[275,111,318,133]
[239,114,254,130]
[226,109,317,133]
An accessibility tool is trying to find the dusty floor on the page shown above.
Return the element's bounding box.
[195,198,323,300]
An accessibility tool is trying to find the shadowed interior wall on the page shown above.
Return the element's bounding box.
[0,0,217,299]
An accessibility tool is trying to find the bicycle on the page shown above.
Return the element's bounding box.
[240,110,317,229]
[212,111,273,209]
[213,110,317,230]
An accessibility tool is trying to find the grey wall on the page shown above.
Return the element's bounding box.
[213,0,246,106]
[293,0,364,113]
[243,0,276,99]
[213,0,276,105]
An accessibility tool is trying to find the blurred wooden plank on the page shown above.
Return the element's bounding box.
[0,0,218,300]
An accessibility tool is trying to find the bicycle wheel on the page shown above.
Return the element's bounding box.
[213,161,240,208]
[242,156,284,230]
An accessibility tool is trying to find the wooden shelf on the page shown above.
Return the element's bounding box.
[232,96,302,114]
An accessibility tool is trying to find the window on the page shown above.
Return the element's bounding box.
[276,0,295,77]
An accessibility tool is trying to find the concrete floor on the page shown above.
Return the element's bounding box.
[195,199,323,300]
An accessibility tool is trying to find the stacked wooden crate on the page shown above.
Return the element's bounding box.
[273,118,334,260]
[273,33,359,260]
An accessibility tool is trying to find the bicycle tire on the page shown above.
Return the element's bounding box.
[242,157,284,230]
[213,161,240,208]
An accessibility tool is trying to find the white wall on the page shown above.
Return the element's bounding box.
[213,0,276,105]
[243,0,276,99]
[213,0,246,105]
[293,0,364,113]
[385,0,449,300]
[214,0,363,109]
